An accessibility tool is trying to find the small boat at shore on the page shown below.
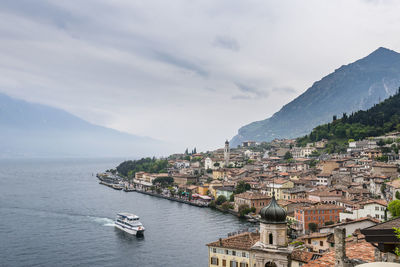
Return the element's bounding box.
[115,213,145,235]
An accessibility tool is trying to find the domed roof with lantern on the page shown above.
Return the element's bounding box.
[260,192,287,224]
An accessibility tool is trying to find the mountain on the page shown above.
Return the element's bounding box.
[231,47,400,146]
[0,92,167,158]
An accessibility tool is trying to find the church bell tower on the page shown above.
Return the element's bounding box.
[251,192,292,267]
[224,140,230,167]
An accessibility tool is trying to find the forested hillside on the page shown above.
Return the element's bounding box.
[297,88,400,148]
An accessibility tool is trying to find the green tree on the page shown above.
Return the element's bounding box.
[238,204,252,218]
[235,181,251,194]
[396,191,400,200]
[324,221,334,226]
[216,195,227,205]
[152,176,174,187]
[209,200,216,209]
[308,222,318,233]
[221,202,232,211]
[388,200,400,217]
[284,151,293,160]
[229,194,235,202]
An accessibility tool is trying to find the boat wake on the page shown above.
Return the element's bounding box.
[90,216,115,227]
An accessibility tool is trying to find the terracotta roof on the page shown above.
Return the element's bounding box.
[363,216,400,230]
[296,204,344,211]
[291,250,322,263]
[387,179,400,189]
[308,190,341,197]
[358,199,387,207]
[234,191,270,200]
[206,232,260,250]
[299,232,332,240]
[303,241,375,267]
[319,217,379,229]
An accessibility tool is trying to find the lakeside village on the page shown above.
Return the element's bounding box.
[98,133,400,267]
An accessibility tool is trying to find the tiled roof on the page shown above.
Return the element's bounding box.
[319,217,379,229]
[358,199,387,207]
[302,241,375,267]
[296,204,344,211]
[206,232,260,250]
[291,250,321,263]
[235,192,270,200]
[362,216,400,230]
[299,232,332,240]
[387,179,400,189]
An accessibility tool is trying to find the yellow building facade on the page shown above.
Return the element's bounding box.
[207,232,257,267]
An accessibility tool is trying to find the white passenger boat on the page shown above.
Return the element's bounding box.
[115,213,145,235]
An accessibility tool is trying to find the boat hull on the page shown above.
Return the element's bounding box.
[115,222,144,236]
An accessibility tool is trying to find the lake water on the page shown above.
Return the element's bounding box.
[0,158,252,267]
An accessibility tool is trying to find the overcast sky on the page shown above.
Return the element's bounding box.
[0,0,400,152]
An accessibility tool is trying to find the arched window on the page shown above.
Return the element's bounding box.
[265,262,277,267]
[269,233,273,244]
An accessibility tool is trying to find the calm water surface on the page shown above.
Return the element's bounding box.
[0,158,252,267]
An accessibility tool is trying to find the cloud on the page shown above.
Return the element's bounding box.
[0,0,399,152]
[272,86,297,94]
[213,35,240,51]
[152,50,208,77]
[233,82,269,99]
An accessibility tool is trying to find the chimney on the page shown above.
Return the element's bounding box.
[219,238,223,246]
[334,227,347,267]
[374,247,382,262]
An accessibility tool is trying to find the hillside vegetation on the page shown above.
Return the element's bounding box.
[297,88,400,151]
[116,158,169,177]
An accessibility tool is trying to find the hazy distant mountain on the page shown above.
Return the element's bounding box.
[0,92,166,158]
[231,47,400,146]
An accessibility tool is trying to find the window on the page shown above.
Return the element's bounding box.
[213,248,217,253]
[240,263,248,267]
[230,260,238,267]
[308,239,311,244]
[269,233,273,244]
[242,252,246,257]
[375,214,379,219]
[320,241,323,246]
[225,250,229,255]
[211,257,219,265]
[232,250,236,256]
[223,259,227,267]
[375,207,379,211]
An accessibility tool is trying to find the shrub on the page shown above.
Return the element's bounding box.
[216,195,227,205]
[308,222,318,232]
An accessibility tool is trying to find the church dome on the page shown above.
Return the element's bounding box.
[260,193,287,223]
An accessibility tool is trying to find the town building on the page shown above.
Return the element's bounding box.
[339,200,388,222]
[216,186,235,200]
[294,205,345,234]
[207,232,257,267]
[319,217,379,236]
[298,232,331,253]
[263,179,294,200]
[234,191,271,214]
